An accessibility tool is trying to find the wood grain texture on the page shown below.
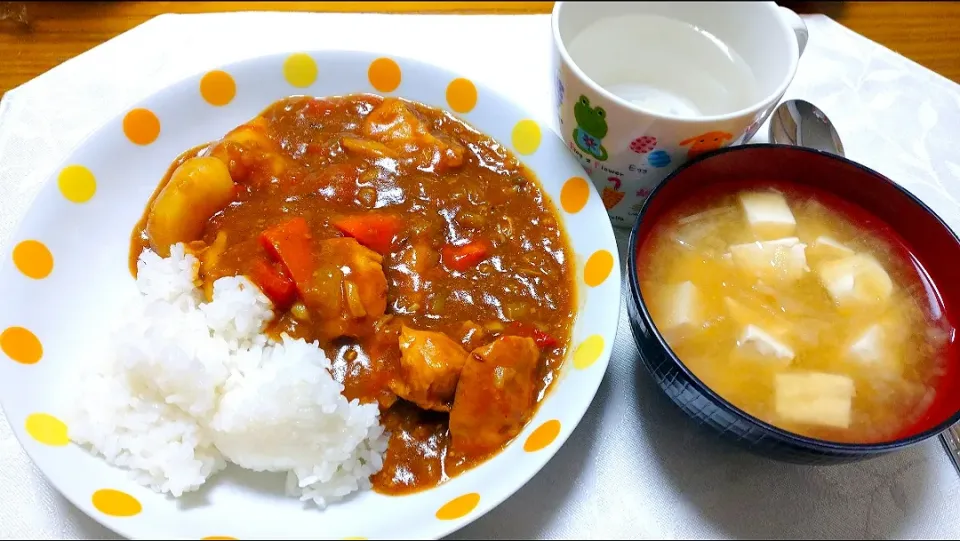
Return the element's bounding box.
[1,1,959,98]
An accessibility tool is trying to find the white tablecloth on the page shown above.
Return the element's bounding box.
[1,12,959,540]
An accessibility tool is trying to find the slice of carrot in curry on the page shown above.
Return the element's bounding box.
[251,259,297,310]
[259,217,316,294]
[442,240,490,272]
[333,214,402,254]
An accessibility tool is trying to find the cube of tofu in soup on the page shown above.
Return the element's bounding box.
[775,372,855,429]
[816,253,894,308]
[738,191,797,240]
[846,323,902,376]
[738,324,795,363]
[656,281,704,339]
[847,324,885,364]
[805,235,855,264]
[729,237,809,282]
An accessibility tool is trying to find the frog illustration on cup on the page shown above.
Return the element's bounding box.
[573,95,609,161]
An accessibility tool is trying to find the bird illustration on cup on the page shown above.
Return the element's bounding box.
[679,130,733,160]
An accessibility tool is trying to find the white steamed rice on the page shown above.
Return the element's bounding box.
[68,244,388,507]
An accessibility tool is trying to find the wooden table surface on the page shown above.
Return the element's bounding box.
[1,1,959,98]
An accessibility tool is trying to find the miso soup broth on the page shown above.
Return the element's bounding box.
[637,182,955,443]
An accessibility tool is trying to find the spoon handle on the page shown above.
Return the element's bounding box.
[940,425,960,475]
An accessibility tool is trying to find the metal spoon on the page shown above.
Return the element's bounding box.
[769,99,845,156]
[769,98,960,474]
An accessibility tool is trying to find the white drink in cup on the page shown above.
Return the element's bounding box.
[552,1,808,227]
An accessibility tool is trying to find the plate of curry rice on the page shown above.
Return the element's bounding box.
[0,51,620,539]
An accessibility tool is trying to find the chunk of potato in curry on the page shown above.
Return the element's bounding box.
[131,94,576,495]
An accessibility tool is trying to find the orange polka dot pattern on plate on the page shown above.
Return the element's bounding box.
[1,326,42,365]
[446,78,478,114]
[436,492,481,521]
[92,489,142,517]
[524,419,561,452]
[201,537,238,540]
[200,70,236,107]
[368,57,402,93]
[511,119,541,155]
[560,176,590,214]
[574,335,605,370]
[25,413,68,446]
[584,249,614,287]
[123,108,160,146]
[283,53,318,88]
[57,165,96,203]
[12,240,53,279]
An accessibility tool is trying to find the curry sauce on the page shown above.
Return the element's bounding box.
[131,94,577,494]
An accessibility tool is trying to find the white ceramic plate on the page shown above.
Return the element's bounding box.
[0,51,620,540]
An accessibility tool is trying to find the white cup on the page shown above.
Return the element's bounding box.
[552,1,808,227]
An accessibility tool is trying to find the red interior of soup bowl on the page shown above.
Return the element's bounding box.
[633,144,960,442]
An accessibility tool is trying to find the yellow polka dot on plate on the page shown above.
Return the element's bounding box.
[446,78,477,113]
[284,53,318,88]
[57,165,96,203]
[25,413,68,446]
[201,537,237,540]
[573,334,605,370]
[368,57,402,93]
[12,240,53,279]
[584,249,614,287]
[511,119,541,155]
[342,537,367,540]
[1,327,42,365]
[524,419,561,452]
[123,108,160,146]
[200,70,236,107]
[92,489,142,517]
[436,492,480,521]
[560,176,590,214]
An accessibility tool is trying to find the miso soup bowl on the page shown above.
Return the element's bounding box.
[626,144,960,464]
